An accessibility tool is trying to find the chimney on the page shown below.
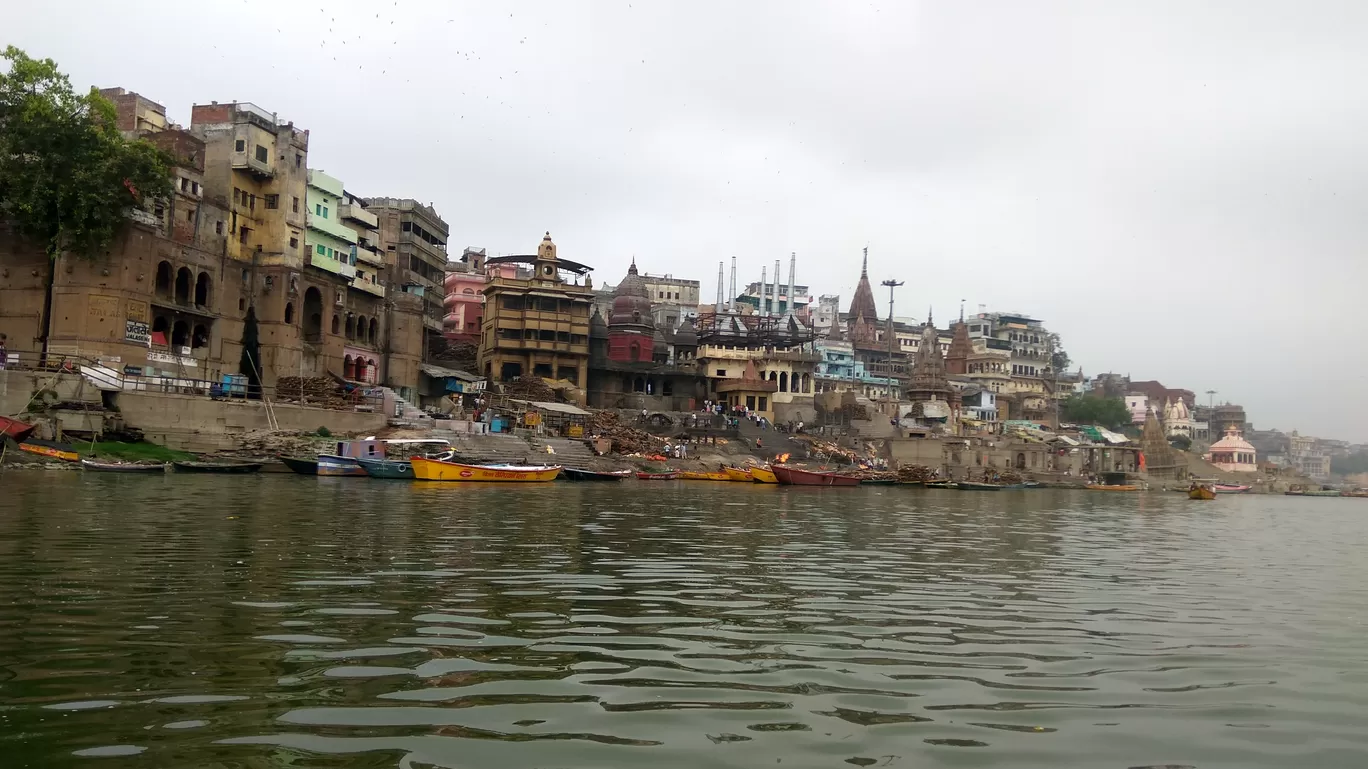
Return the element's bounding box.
[788,251,796,316]
[729,256,737,312]
[715,262,724,309]
[760,266,766,316]
[773,259,781,317]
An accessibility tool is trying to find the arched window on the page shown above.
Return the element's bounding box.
[344,355,356,380]
[284,302,295,324]
[345,315,356,340]
[355,358,368,382]
[154,261,173,297]
[369,318,378,342]
[195,272,212,307]
[779,372,788,392]
[174,267,192,303]
[303,287,323,342]
[356,315,368,342]
[151,316,169,342]
[463,288,475,295]
[171,320,189,348]
[191,324,209,349]
[330,314,339,334]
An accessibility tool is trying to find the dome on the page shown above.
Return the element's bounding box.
[589,307,609,339]
[609,260,654,328]
[1209,427,1255,454]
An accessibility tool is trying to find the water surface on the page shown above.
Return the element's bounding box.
[2,474,1365,768]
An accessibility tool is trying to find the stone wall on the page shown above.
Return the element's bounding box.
[112,391,388,452]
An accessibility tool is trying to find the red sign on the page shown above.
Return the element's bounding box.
[459,470,473,478]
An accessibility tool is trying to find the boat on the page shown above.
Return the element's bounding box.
[924,480,956,489]
[1343,489,1368,498]
[17,439,79,462]
[1189,484,1217,500]
[1213,484,1251,494]
[636,471,679,480]
[722,467,754,482]
[317,454,368,477]
[172,461,263,474]
[958,481,1004,491]
[356,457,413,479]
[679,471,733,481]
[1086,483,1140,491]
[0,415,37,444]
[279,455,319,475]
[1300,489,1342,498]
[561,467,631,481]
[80,459,167,473]
[860,478,899,486]
[749,466,779,484]
[771,465,862,487]
[410,457,561,482]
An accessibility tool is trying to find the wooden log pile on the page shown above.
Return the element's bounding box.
[274,377,353,408]
[897,465,937,483]
[502,377,556,402]
[844,468,899,482]
[587,410,665,455]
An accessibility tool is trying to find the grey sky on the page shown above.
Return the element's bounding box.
[9,1,1367,439]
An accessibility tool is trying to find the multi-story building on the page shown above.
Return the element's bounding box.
[336,191,385,383]
[810,295,841,335]
[478,233,595,386]
[962,310,1052,383]
[366,198,452,395]
[694,309,818,421]
[639,272,701,328]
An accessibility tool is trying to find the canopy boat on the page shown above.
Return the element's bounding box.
[958,481,1004,491]
[1213,484,1251,494]
[172,461,263,474]
[17,439,79,462]
[561,467,631,481]
[722,467,754,482]
[279,455,319,475]
[635,471,679,480]
[317,454,368,477]
[80,459,167,473]
[749,466,779,484]
[356,457,414,479]
[410,457,561,482]
[1189,484,1217,500]
[771,465,861,487]
[0,415,37,444]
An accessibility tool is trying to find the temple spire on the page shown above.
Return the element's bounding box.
[861,247,868,276]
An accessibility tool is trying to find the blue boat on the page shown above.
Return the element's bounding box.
[317,454,367,477]
[356,457,413,479]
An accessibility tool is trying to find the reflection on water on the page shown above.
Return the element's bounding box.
[2,474,1366,768]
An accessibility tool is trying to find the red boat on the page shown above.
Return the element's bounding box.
[771,465,862,487]
[636,471,680,480]
[0,415,37,444]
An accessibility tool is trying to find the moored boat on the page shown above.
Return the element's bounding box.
[749,466,779,484]
[924,480,956,489]
[636,471,679,480]
[1086,483,1140,491]
[561,467,631,481]
[279,455,319,475]
[17,439,80,462]
[679,471,733,481]
[771,465,861,487]
[722,467,754,482]
[317,454,368,477]
[356,457,413,479]
[411,457,561,482]
[1213,484,1251,494]
[172,461,263,474]
[0,415,37,444]
[958,481,1004,491]
[80,459,167,473]
[860,478,898,486]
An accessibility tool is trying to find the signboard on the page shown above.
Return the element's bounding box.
[123,365,145,376]
[125,319,151,346]
[87,295,119,325]
[147,351,198,368]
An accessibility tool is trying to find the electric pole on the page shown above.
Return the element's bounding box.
[881,279,903,412]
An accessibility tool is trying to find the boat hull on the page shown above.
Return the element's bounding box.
[0,415,37,444]
[636,471,679,480]
[317,454,368,477]
[411,457,561,482]
[172,461,263,474]
[1189,486,1217,500]
[1086,484,1139,491]
[958,482,1004,491]
[1213,484,1251,494]
[749,467,779,484]
[279,455,319,475]
[722,467,754,482]
[679,471,732,481]
[356,457,413,479]
[561,467,630,481]
[18,440,80,462]
[772,465,861,487]
[80,459,166,473]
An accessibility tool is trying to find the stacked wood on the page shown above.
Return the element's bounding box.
[274,376,351,408]
[999,471,1025,485]
[898,465,937,483]
[586,410,666,455]
[502,376,556,402]
[845,469,899,482]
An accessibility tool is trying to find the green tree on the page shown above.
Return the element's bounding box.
[1060,394,1131,430]
[0,46,172,259]
[1168,434,1192,451]
[1046,331,1071,373]
[239,306,262,398]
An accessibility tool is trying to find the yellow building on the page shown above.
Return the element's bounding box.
[478,233,595,387]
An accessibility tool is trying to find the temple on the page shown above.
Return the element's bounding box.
[1206,425,1259,473]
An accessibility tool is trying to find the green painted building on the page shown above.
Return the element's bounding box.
[305,169,357,279]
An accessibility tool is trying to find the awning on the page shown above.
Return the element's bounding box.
[420,363,481,381]
[509,399,592,416]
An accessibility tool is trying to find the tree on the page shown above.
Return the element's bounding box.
[0,46,172,259]
[1168,434,1192,451]
[1060,394,1131,430]
[239,306,262,398]
[1046,331,1071,374]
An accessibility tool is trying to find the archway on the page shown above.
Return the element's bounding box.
[195,272,211,306]
[802,373,811,393]
[345,315,356,340]
[633,376,645,393]
[368,318,378,343]
[154,261,173,297]
[779,372,788,392]
[303,287,323,342]
[344,355,356,380]
[1016,452,1027,469]
[191,324,209,349]
[356,315,368,342]
[285,302,295,324]
[171,320,189,348]
[151,316,169,344]
[330,314,339,334]
[174,267,192,303]
[355,358,368,382]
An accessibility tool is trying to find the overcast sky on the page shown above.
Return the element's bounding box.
[9,1,1366,439]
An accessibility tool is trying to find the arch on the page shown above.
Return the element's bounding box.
[462,288,475,295]
[171,320,189,348]
[151,316,169,341]
[1015,452,1027,469]
[779,372,788,392]
[194,272,212,306]
[356,315,368,342]
[330,314,339,334]
[284,302,295,324]
[343,355,356,380]
[367,358,377,383]
[633,376,645,393]
[345,315,356,340]
[802,373,811,393]
[302,287,323,342]
[191,323,209,349]
[629,340,641,361]
[368,318,378,342]
[154,261,173,297]
[174,267,192,303]
[355,357,368,382]
[768,371,778,383]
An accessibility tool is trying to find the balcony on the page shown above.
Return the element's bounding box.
[340,204,378,230]
[308,253,348,278]
[232,151,273,179]
[400,230,446,258]
[351,279,385,297]
[307,211,359,244]
[354,243,385,267]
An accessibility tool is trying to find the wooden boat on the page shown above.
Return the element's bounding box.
[860,478,898,486]
[1343,489,1368,498]
[1086,483,1140,491]
[356,457,413,480]
[679,470,733,481]
[924,480,956,489]
[636,471,679,480]
[172,461,263,474]
[17,439,79,462]
[1302,489,1342,498]
[722,467,754,482]
[279,455,319,475]
[958,481,1004,491]
[411,457,561,482]
[1213,484,1251,494]
[1189,484,1217,500]
[561,467,631,481]
[0,415,37,444]
[771,465,862,487]
[317,454,368,477]
[80,459,167,473]
[749,466,779,484]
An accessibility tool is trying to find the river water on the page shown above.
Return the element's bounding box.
[1,473,1365,768]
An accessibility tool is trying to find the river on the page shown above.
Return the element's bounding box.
[1,473,1365,768]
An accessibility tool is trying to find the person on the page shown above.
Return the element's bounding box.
[679,442,688,460]
[0,333,7,370]
[662,441,672,457]
[756,437,763,449]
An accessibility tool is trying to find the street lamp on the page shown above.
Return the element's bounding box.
[881,279,903,410]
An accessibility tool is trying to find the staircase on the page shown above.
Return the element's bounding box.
[387,390,434,429]
[430,433,597,467]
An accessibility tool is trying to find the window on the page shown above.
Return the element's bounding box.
[289,237,298,250]
[716,369,727,377]
[255,145,268,163]
[327,247,334,258]
[187,209,194,222]
[191,182,199,195]
[284,303,294,324]
[295,153,302,169]
[315,204,322,216]
[292,196,299,213]
[322,206,328,218]
[316,244,325,255]
[180,178,188,192]
[248,194,255,211]
[215,221,223,235]
[234,139,245,152]
[401,221,412,232]
[265,194,279,209]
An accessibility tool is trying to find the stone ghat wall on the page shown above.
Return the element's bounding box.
[113,391,388,452]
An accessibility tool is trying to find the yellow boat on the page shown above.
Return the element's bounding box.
[749,466,779,484]
[1086,484,1140,491]
[722,467,755,482]
[678,471,733,481]
[1188,484,1216,500]
[410,457,561,482]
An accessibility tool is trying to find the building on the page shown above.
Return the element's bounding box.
[1163,397,1196,438]
[1206,425,1259,474]
[365,198,451,397]
[810,295,841,335]
[336,192,385,383]
[1125,394,1149,425]
[640,272,701,328]
[443,248,489,341]
[478,233,594,387]
[960,387,1000,434]
[1286,431,1332,479]
[715,360,779,420]
[694,305,818,423]
[899,313,961,434]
